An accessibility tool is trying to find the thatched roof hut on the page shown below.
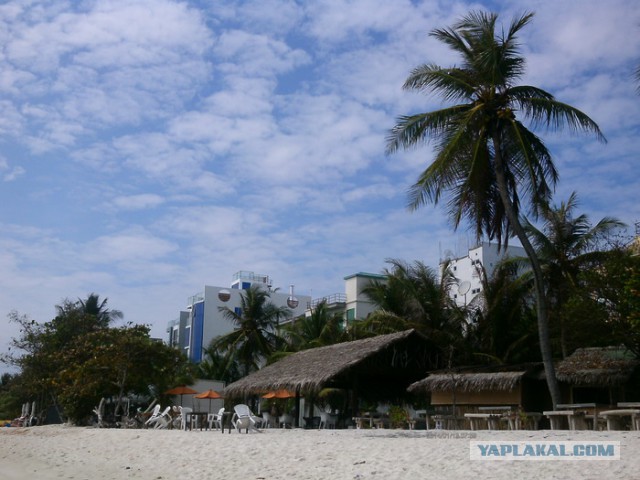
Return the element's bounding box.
[408,363,548,410]
[408,371,529,394]
[223,329,436,399]
[556,346,640,387]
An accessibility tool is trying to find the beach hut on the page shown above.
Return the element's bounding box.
[555,346,640,405]
[223,329,438,426]
[408,363,550,414]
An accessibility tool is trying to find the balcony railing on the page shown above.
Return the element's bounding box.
[307,293,347,309]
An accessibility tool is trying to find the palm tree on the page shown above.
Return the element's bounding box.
[77,293,123,328]
[524,192,625,357]
[211,285,291,377]
[386,11,605,406]
[361,259,464,367]
[284,301,345,351]
[467,261,537,364]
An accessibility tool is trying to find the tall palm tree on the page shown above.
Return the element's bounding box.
[524,192,625,357]
[211,285,291,377]
[386,11,605,406]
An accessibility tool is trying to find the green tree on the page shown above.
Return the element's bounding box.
[77,293,123,327]
[284,300,345,351]
[524,192,625,357]
[361,259,463,367]
[3,297,193,424]
[386,11,605,406]
[467,261,537,364]
[211,285,291,377]
[56,324,193,423]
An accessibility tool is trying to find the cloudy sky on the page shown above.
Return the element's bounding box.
[1,0,638,369]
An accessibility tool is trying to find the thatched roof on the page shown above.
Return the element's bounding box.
[556,346,640,387]
[408,363,543,394]
[409,372,525,393]
[223,329,435,398]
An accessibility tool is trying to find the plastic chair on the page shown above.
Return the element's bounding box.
[279,413,294,428]
[318,412,337,429]
[208,407,225,430]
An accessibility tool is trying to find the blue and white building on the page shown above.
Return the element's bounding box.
[167,271,311,363]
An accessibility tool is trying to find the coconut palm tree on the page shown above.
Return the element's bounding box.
[386,11,605,406]
[77,293,123,328]
[283,300,345,351]
[361,259,465,367]
[211,285,291,377]
[467,261,537,365]
[524,192,625,357]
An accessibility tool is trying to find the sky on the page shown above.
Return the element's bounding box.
[1,0,639,372]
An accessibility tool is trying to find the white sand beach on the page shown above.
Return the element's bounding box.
[1,425,638,480]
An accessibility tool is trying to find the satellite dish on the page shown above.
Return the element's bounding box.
[458,281,471,295]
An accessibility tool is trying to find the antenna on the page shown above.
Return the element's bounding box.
[457,281,471,296]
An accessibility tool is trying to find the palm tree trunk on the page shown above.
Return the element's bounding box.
[492,133,562,408]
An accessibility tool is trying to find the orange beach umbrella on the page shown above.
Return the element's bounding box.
[164,385,198,407]
[194,389,223,413]
[262,389,297,399]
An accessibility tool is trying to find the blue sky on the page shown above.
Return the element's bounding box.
[1,0,639,370]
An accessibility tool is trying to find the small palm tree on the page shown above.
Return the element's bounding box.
[386,11,605,406]
[211,285,291,377]
[524,192,625,356]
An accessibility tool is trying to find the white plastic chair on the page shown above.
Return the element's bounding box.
[261,411,277,428]
[208,407,225,430]
[318,412,337,429]
[179,406,193,430]
[279,413,294,429]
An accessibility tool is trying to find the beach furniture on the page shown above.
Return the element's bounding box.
[543,403,597,430]
[279,413,294,429]
[144,404,162,427]
[318,412,337,429]
[261,411,276,428]
[208,407,225,430]
[232,404,261,433]
[179,406,193,430]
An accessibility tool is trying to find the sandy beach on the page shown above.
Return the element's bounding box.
[1,425,638,479]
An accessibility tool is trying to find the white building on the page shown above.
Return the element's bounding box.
[167,271,311,363]
[305,272,387,326]
[441,241,526,308]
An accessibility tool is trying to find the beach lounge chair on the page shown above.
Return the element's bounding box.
[92,398,106,428]
[232,404,261,433]
[155,406,173,429]
[144,404,162,427]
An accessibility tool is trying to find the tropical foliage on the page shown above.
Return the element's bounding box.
[208,285,291,377]
[386,10,605,406]
[2,295,193,424]
[524,192,625,357]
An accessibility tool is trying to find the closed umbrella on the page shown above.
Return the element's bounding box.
[194,389,223,413]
